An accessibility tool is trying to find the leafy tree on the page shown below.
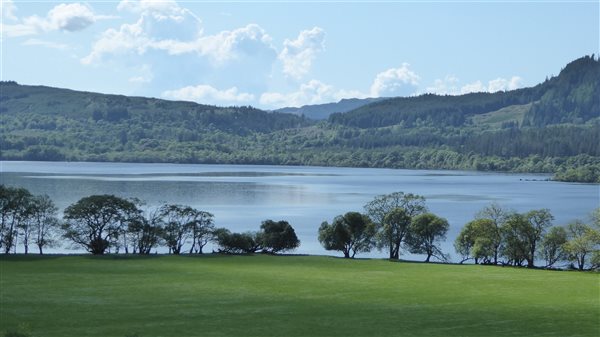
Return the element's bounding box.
[30,194,60,254]
[522,209,554,268]
[213,228,262,254]
[62,195,138,255]
[539,226,568,268]
[158,204,198,254]
[127,210,163,254]
[189,211,215,254]
[318,212,376,258]
[500,214,530,266]
[0,186,34,254]
[475,203,511,264]
[406,213,450,262]
[454,218,496,264]
[381,208,411,260]
[364,192,427,259]
[563,220,600,270]
[260,220,300,254]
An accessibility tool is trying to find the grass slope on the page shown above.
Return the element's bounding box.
[1,255,598,337]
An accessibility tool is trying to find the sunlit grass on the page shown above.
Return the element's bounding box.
[1,254,598,337]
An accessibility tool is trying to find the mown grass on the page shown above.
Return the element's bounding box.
[1,254,598,337]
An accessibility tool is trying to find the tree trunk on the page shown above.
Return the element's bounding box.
[38,244,43,255]
[425,254,431,263]
[343,250,350,258]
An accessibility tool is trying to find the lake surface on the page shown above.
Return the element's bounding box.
[1,161,598,260]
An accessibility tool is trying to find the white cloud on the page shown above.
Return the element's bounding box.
[487,76,523,92]
[83,15,274,66]
[370,63,420,97]
[260,79,367,108]
[162,84,254,104]
[3,2,103,37]
[459,80,486,94]
[153,24,274,64]
[425,75,461,95]
[22,38,69,50]
[279,27,325,79]
[117,0,194,23]
[3,0,18,21]
[81,18,148,65]
[426,75,523,95]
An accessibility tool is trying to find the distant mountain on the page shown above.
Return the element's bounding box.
[330,55,599,129]
[274,97,388,120]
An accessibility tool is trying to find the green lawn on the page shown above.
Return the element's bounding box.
[1,255,598,337]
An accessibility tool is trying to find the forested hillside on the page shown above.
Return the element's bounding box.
[1,56,598,182]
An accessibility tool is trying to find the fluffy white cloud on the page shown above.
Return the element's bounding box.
[426,75,523,95]
[81,18,149,64]
[83,15,274,66]
[370,63,420,97]
[425,75,461,95]
[488,76,523,92]
[25,3,96,32]
[117,0,194,22]
[3,2,103,37]
[279,27,325,79]
[260,80,367,108]
[162,85,254,104]
[153,24,274,64]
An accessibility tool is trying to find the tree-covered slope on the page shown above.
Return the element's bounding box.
[0,82,312,135]
[329,55,599,129]
[0,56,598,182]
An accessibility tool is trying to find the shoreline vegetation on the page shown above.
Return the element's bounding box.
[2,185,598,271]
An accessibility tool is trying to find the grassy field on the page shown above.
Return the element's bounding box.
[1,255,598,337]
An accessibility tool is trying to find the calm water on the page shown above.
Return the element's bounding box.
[1,161,598,260]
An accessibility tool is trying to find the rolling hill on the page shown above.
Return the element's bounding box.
[1,55,598,181]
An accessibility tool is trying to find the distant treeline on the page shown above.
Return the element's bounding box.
[2,185,599,271]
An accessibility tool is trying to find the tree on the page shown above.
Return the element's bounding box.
[213,228,262,254]
[563,220,600,270]
[454,218,496,264]
[380,208,411,260]
[364,192,427,259]
[475,203,511,264]
[127,210,163,255]
[406,213,449,262]
[318,212,375,258]
[62,195,138,255]
[158,204,198,255]
[189,211,215,254]
[522,209,554,268]
[500,214,530,266]
[0,186,34,254]
[30,195,60,254]
[260,220,300,254]
[539,226,567,268]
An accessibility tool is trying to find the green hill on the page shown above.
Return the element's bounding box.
[329,55,599,129]
[1,255,598,337]
[1,56,598,181]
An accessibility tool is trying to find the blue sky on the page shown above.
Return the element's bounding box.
[1,0,598,109]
